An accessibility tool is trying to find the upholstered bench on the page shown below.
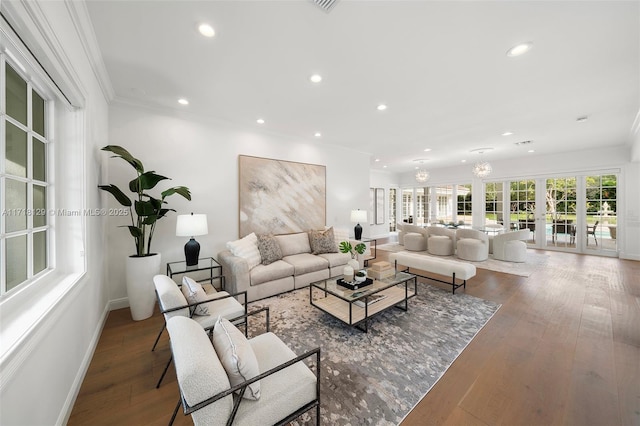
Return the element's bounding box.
[389,251,476,293]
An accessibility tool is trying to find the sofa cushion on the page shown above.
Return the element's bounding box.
[308,227,338,255]
[212,317,261,400]
[256,234,283,265]
[274,232,311,257]
[185,292,246,329]
[332,227,350,251]
[250,260,295,286]
[227,232,262,270]
[282,253,329,275]
[317,252,351,268]
[181,276,210,316]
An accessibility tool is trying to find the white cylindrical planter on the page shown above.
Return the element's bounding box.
[126,253,161,321]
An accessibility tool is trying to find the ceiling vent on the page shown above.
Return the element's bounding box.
[514,140,533,146]
[310,0,339,12]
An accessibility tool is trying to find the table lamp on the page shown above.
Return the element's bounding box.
[176,213,208,266]
[350,209,367,240]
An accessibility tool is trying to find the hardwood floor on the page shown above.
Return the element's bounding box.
[68,247,640,425]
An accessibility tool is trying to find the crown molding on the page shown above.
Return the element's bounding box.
[64,0,114,103]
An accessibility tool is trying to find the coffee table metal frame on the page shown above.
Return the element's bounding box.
[309,271,417,333]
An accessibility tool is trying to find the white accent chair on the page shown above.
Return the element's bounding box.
[152,274,247,387]
[399,223,428,250]
[492,229,530,262]
[166,314,320,425]
[426,226,455,256]
[455,229,489,261]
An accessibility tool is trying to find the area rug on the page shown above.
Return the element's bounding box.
[248,285,500,425]
[377,243,548,277]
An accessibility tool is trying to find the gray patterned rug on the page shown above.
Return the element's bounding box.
[248,283,500,425]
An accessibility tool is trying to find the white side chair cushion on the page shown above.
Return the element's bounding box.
[167,316,233,424]
[234,332,318,425]
[227,232,262,270]
[190,292,247,329]
[212,317,261,400]
[181,276,211,316]
[153,274,189,319]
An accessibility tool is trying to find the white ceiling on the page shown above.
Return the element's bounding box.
[85,0,639,173]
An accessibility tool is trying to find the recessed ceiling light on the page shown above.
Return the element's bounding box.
[310,74,322,83]
[375,158,380,162]
[502,131,513,136]
[198,24,215,38]
[256,118,265,124]
[528,149,535,153]
[314,132,322,137]
[383,165,387,168]
[423,148,432,152]
[461,159,467,163]
[178,98,189,105]
[576,116,589,123]
[377,104,387,111]
[506,42,533,57]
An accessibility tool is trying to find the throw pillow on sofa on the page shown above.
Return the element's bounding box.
[308,227,338,255]
[212,316,261,400]
[181,276,211,316]
[227,232,261,269]
[256,234,283,265]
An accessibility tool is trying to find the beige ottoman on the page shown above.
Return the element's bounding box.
[404,233,427,251]
[428,235,454,256]
[457,238,488,261]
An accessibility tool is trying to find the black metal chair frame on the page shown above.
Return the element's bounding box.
[153,289,248,388]
[587,220,599,246]
[168,308,321,426]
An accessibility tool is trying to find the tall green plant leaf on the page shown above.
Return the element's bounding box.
[129,171,169,193]
[134,200,156,216]
[98,184,132,207]
[101,145,144,172]
[162,186,191,200]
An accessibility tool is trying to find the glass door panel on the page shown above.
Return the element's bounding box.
[485,182,505,226]
[546,177,577,249]
[585,175,617,254]
[436,185,453,224]
[456,184,472,227]
[401,188,414,223]
[510,180,536,245]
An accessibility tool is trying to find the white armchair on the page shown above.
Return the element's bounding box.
[455,229,489,261]
[426,226,455,256]
[166,313,320,425]
[492,230,530,262]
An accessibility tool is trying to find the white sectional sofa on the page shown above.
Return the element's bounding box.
[218,229,352,302]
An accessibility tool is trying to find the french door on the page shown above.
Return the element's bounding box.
[486,174,618,256]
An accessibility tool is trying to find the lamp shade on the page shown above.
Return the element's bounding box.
[350,210,367,223]
[176,213,208,237]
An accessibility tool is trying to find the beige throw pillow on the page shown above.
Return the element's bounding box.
[181,276,211,316]
[256,234,283,265]
[309,227,338,254]
[212,317,261,400]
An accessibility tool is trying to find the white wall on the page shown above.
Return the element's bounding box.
[105,102,371,303]
[0,2,110,425]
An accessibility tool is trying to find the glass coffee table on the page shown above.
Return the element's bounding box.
[309,271,417,332]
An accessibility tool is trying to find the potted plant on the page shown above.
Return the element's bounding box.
[99,145,191,320]
[339,241,367,270]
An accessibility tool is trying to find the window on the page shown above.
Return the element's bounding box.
[456,184,472,225]
[586,174,617,252]
[485,182,504,225]
[1,57,51,293]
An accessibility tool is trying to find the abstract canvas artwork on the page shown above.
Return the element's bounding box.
[238,155,326,237]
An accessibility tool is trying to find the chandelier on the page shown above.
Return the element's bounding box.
[471,148,493,178]
[472,161,492,178]
[415,168,430,183]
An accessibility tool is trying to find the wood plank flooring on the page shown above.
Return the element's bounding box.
[68,246,640,425]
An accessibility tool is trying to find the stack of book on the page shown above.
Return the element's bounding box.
[367,261,395,280]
